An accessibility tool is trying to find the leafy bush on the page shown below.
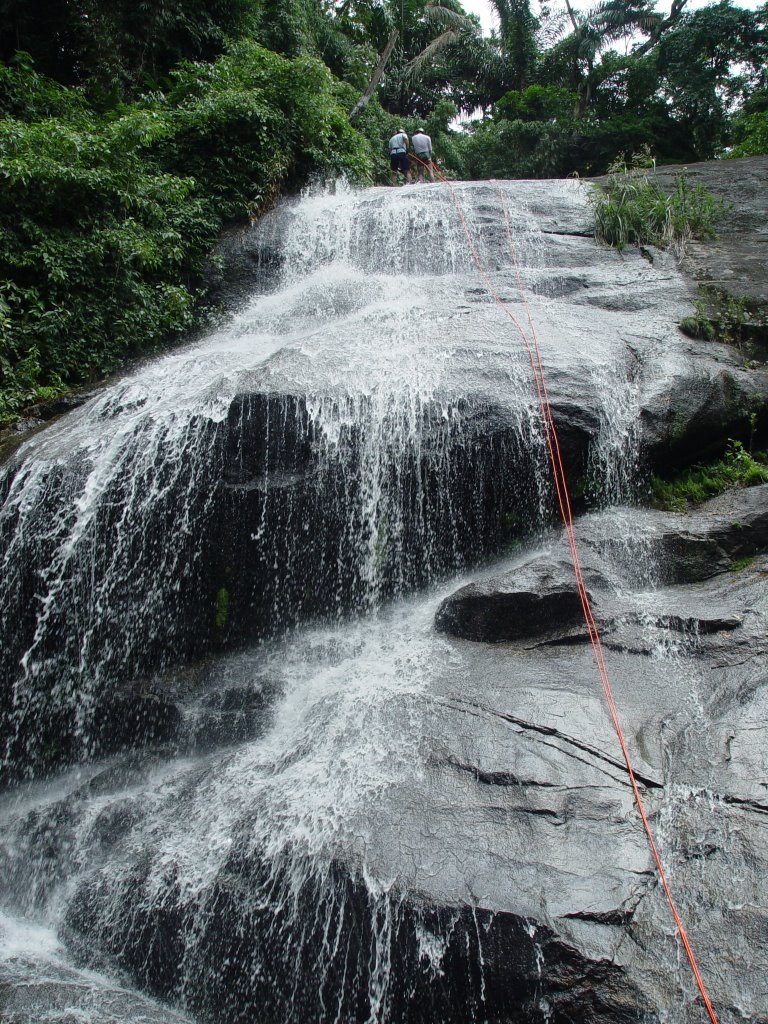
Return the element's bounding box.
[457,105,689,181]
[650,440,768,512]
[0,110,212,420]
[728,111,768,157]
[679,288,768,358]
[156,43,373,214]
[0,53,89,120]
[460,116,588,180]
[0,45,374,423]
[495,85,577,123]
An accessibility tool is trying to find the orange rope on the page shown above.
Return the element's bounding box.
[415,162,720,1024]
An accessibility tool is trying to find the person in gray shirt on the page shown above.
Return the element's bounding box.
[412,128,434,182]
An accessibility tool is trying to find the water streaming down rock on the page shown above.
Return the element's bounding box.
[1,181,767,1024]
[1,183,559,777]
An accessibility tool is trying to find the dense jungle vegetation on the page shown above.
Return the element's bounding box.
[0,0,766,421]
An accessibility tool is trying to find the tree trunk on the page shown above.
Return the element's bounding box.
[563,0,579,32]
[349,29,399,122]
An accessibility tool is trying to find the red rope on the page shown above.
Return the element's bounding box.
[414,163,720,1024]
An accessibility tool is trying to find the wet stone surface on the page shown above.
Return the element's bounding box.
[1,180,767,1024]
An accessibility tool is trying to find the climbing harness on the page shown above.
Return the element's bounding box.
[412,156,721,1024]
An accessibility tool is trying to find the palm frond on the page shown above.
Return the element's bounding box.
[422,2,476,34]
[404,28,463,80]
[583,0,663,38]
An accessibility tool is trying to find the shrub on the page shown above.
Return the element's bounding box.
[0,110,213,419]
[650,440,768,512]
[679,288,768,351]
[728,111,768,157]
[156,43,374,214]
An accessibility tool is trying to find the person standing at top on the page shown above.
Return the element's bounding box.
[388,128,411,185]
[412,128,435,182]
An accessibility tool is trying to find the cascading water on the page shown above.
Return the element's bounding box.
[1,182,563,776]
[1,180,758,1024]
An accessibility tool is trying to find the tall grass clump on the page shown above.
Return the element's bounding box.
[591,149,725,252]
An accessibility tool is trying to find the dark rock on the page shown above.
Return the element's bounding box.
[204,221,284,311]
[90,690,182,756]
[0,941,194,1024]
[64,852,653,1024]
[186,679,279,750]
[436,486,768,645]
[593,483,768,583]
[434,558,608,642]
[637,360,768,469]
[26,391,101,422]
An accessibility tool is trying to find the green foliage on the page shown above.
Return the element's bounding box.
[591,162,725,251]
[214,587,230,629]
[0,52,89,119]
[491,0,538,92]
[679,302,717,343]
[0,46,374,422]
[157,43,373,215]
[679,288,768,355]
[495,85,576,122]
[463,0,768,173]
[376,0,480,117]
[457,95,700,180]
[0,107,208,420]
[0,0,259,102]
[650,440,768,512]
[460,115,585,179]
[729,110,768,157]
[656,1,767,158]
[730,555,755,571]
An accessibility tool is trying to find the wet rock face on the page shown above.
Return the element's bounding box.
[437,484,768,643]
[637,359,768,469]
[434,558,601,642]
[214,393,543,647]
[0,954,195,1024]
[423,486,768,1021]
[63,855,651,1024]
[2,179,768,1024]
[3,179,767,781]
[1,491,766,1024]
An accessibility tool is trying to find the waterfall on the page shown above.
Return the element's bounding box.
[0,182,568,776]
[2,180,746,1024]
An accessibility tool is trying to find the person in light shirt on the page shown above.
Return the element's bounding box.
[412,128,435,182]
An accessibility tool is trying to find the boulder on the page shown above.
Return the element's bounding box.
[434,557,608,642]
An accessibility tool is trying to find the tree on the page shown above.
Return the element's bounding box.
[540,0,663,113]
[489,0,538,91]
[378,0,479,115]
[0,0,258,102]
[656,0,768,155]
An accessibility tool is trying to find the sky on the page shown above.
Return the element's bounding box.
[461,0,765,35]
